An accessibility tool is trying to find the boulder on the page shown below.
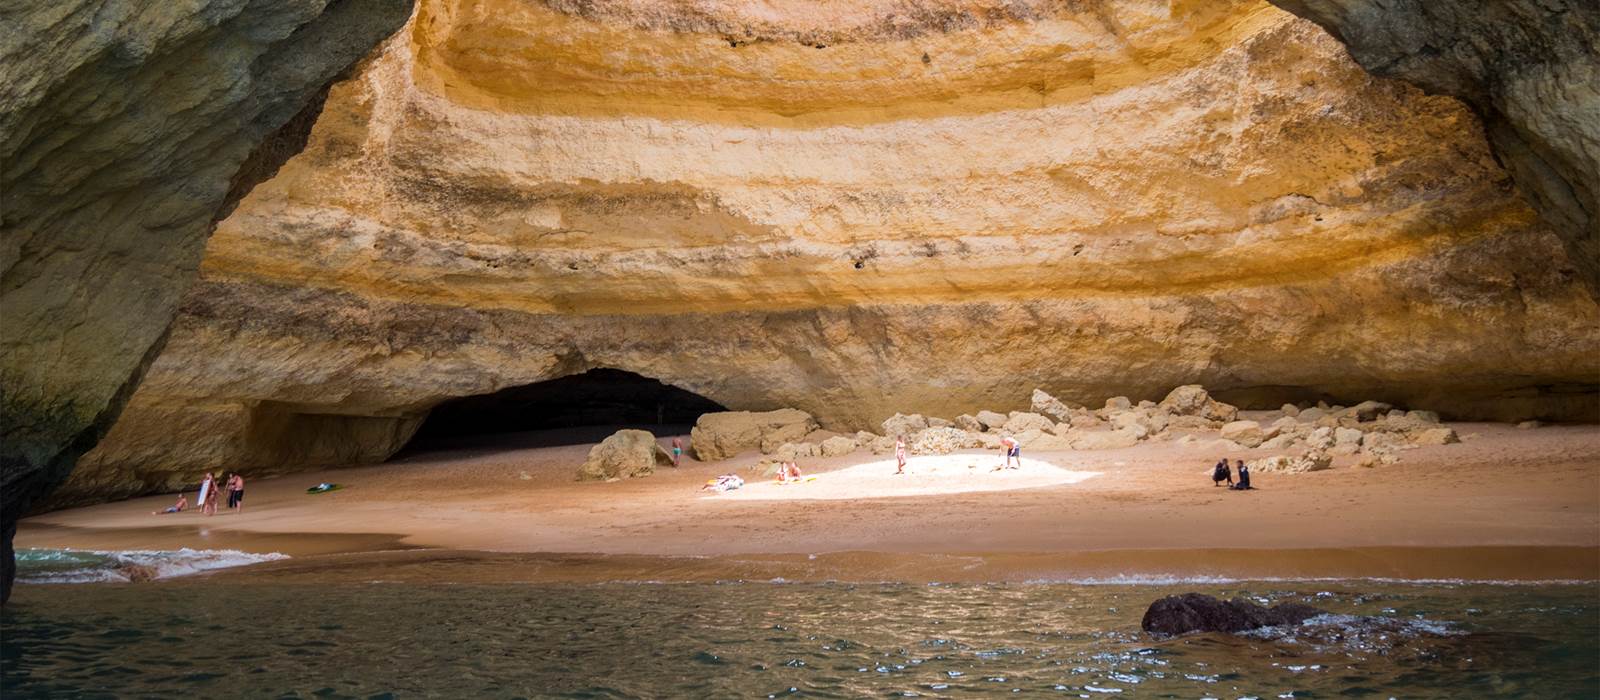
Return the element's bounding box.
[1004,411,1055,434]
[1347,400,1392,422]
[1141,593,1325,636]
[1248,449,1332,474]
[577,430,674,481]
[1270,416,1299,433]
[1334,427,1364,447]
[1024,431,1075,451]
[1304,426,1335,449]
[912,427,980,454]
[1258,434,1298,450]
[1297,407,1327,423]
[1030,389,1077,421]
[880,413,930,439]
[1220,420,1265,448]
[1407,410,1441,424]
[1157,385,1237,423]
[1280,403,1300,417]
[819,436,859,457]
[773,441,818,460]
[1412,427,1461,446]
[954,414,984,432]
[691,409,819,461]
[1069,413,1105,430]
[975,410,1009,431]
[1517,420,1542,429]
[1101,396,1133,414]
[927,417,954,429]
[1070,428,1142,450]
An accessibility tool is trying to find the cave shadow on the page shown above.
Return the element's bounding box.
[394,368,726,455]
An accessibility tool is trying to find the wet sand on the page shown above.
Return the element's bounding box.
[16,421,1600,583]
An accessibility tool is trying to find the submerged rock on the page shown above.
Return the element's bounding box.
[1141,593,1325,636]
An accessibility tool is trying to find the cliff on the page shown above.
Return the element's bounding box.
[48,0,1597,509]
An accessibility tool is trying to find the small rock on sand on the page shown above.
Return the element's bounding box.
[1412,427,1460,445]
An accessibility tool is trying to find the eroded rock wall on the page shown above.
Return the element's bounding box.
[1268,0,1600,295]
[0,0,414,600]
[51,0,1600,508]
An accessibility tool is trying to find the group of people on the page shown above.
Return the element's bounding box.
[1210,458,1252,490]
[892,434,1023,475]
[153,471,245,515]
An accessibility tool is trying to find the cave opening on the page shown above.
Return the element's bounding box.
[399,368,727,453]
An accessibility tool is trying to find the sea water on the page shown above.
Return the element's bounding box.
[3,575,1596,698]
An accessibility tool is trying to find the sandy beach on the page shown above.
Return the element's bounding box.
[16,419,1599,582]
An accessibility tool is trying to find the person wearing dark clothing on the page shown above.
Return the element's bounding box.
[1211,458,1233,487]
[1232,460,1252,490]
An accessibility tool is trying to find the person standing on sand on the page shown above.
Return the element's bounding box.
[895,436,908,474]
[228,473,246,512]
[671,437,683,468]
[196,472,214,513]
[1000,435,1021,470]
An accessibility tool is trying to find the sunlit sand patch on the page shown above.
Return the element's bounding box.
[713,454,1099,500]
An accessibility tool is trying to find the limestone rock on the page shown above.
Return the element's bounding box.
[1023,432,1075,451]
[577,430,672,481]
[1334,427,1365,447]
[0,0,414,603]
[911,427,979,455]
[1003,411,1055,435]
[773,442,818,460]
[1413,428,1461,446]
[1297,407,1327,423]
[1407,410,1442,424]
[818,436,858,458]
[927,417,954,429]
[954,414,984,432]
[975,411,1009,432]
[1304,426,1335,449]
[1249,450,1333,474]
[1220,420,1265,448]
[1347,400,1393,422]
[1281,404,1301,417]
[1100,397,1134,415]
[1517,420,1542,429]
[1142,593,1325,637]
[690,409,818,461]
[1158,385,1239,424]
[881,413,930,440]
[1259,434,1298,451]
[1030,389,1077,422]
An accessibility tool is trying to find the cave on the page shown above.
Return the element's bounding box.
[400,369,727,452]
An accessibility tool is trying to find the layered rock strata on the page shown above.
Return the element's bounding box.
[0,0,413,600]
[50,0,1600,510]
[1268,0,1600,295]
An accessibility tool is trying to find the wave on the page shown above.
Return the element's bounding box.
[1020,574,1599,587]
[15,548,289,584]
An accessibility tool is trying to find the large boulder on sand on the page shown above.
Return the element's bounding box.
[1003,411,1055,434]
[1030,389,1077,421]
[691,409,819,461]
[819,436,859,457]
[1070,427,1142,450]
[881,412,930,439]
[1141,593,1325,637]
[975,410,1009,431]
[954,414,984,432]
[578,430,674,481]
[1220,420,1264,447]
[1158,385,1238,423]
[1346,400,1392,422]
[1412,427,1461,445]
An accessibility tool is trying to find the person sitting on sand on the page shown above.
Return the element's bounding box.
[1001,435,1021,470]
[1211,458,1233,487]
[671,437,683,468]
[1231,460,1252,490]
[152,494,188,515]
[778,461,803,483]
[895,436,908,475]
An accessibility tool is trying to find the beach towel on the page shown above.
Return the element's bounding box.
[703,475,744,493]
[306,483,343,494]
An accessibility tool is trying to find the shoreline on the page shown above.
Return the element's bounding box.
[15,422,1598,590]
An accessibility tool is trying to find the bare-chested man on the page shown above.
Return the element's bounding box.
[1000,435,1021,470]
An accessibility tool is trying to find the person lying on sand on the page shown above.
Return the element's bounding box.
[895,437,908,475]
[1231,460,1252,490]
[152,494,187,514]
[1211,458,1233,487]
[1001,435,1021,469]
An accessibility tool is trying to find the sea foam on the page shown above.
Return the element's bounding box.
[15,547,288,584]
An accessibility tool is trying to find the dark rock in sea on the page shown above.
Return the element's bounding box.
[1141,593,1326,636]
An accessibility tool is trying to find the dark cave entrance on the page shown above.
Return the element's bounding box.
[400,368,727,452]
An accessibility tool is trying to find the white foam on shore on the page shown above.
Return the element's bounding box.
[716,455,1099,500]
[15,547,289,584]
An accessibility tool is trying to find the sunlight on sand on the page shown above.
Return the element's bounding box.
[713,454,1100,501]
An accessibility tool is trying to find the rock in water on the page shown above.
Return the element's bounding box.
[1141,593,1325,636]
[577,430,674,481]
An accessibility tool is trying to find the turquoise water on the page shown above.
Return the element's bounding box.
[3,578,1596,698]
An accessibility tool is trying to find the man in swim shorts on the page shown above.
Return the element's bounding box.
[671,437,683,467]
[229,473,245,512]
[1001,435,1021,469]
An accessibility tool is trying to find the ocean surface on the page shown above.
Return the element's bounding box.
[3,552,1597,699]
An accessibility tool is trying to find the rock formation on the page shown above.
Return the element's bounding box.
[1267,0,1600,295]
[576,430,674,481]
[1141,593,1326,636]
[0,0,413,602]
[29,0,1600,514]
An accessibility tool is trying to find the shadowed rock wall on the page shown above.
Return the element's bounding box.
[0,0,413,601]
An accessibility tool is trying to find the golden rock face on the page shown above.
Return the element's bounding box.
[54,0,1598,506]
